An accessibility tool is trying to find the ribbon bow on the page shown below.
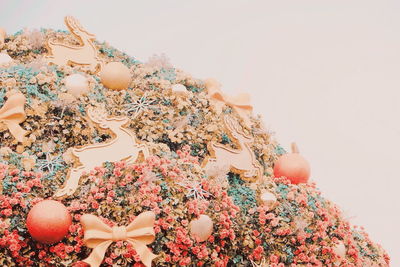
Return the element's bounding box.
[205,78,253,128]
[0,92,27,142]
[80,211,158,267]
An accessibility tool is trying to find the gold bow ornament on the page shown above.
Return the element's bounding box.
[80,211,158,267]
[205,78,253,128]
[0,92,28,142]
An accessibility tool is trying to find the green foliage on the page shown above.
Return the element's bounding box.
[186,85,203,93]
[157,68,176,82]
[221,133,231,144]
[227,173,257,213]
[275,144,287,156]
[275,183,289,199]
[0,65,57,104]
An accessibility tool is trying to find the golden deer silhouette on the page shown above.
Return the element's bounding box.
[202,116,262,181]
[46,16,103,73]
[54,108,149,197]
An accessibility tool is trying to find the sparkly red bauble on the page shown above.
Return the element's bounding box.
[26,200,72,244]
[273,143,311,184]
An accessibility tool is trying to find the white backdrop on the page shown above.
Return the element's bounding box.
[1,0,399,265]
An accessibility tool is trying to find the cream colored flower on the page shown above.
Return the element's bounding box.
[3,78,17,88]
[0,147,12,157]
[21,155,36,171]
[62,148,75,164]
[42,141,56,153]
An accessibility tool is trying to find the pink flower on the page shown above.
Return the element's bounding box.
[270,254,279,264]
[2,209,12,217]
[38,250,46,259]
[178,257,191,266]
[10,169,20,176]
[104,257,113,265]
[253,230,260,237]
[9,243,20,251]
[9,198,18,206]
[26,180,34,188]
[91,202,99,209]
[90,186,99,194]
[107,190,116,198]
[16,182,24,190]
[65,245,74,253]
[252,246,264,260]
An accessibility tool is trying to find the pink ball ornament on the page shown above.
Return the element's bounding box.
[273,143,310,184]
[26,200,72,244]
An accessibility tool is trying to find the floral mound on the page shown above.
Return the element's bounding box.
[0,25,390,266]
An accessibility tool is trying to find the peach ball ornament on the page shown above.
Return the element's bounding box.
[64,73,90,97]
[26,200,72,244]
[189,214,213,242]
[259,190,277,209]
[273,142,310,184]
[100,62,131,90]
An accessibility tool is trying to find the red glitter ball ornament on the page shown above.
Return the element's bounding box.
[26,200,72,244]
[273,143,311,184]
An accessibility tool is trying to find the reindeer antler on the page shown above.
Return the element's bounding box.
[224,115,252,140]
[65,16,77,33]
[73,18,88,34]
[223,116,235,131]
[64,16,81,38]
[65,16,93,37]
[224,116,241,133]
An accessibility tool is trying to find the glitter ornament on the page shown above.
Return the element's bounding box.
[64,73,90,97]
[273,142,310,184]
[100,62,131,90]
[333,241,346,259]
[171,84,187,95]
[26,200,72,244]
[0,53,12,66]
[189,214,213,242]
[259,190,277,209]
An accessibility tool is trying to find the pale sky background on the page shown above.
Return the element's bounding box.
[1,0,399,265]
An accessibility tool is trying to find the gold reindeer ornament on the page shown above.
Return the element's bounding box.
[46,16,103,73]
[54,108,149,197]
[202,115,263,182]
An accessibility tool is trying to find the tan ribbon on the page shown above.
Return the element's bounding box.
[0,28,5,44]
[0,92,27,142]
[205,78,253,128]
[80,211,158,267]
